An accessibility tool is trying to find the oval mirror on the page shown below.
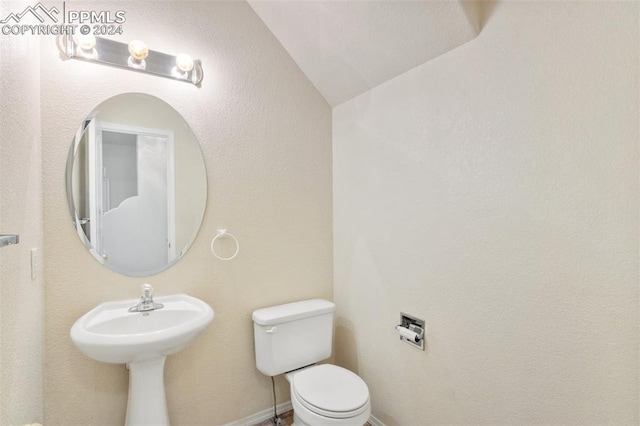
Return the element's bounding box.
[66,93,207,276]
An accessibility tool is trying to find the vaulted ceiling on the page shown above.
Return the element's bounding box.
[248,0,479,106]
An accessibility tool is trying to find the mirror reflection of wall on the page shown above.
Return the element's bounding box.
[66,93,207,277]
[101,130,139,212]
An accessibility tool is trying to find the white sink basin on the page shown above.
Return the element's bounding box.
[70,293,214,425]
[71,293,214,364]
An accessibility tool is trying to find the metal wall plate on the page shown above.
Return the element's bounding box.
[0,234,19,248]
[63,35,203,86]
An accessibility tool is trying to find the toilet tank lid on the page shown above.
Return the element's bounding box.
[252,299,335,326]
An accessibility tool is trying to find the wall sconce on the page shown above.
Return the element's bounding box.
[63,35,204,86]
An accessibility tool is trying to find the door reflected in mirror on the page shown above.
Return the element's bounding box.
[66,93,207,277]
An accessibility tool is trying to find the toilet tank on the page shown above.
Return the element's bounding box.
[253,299,335,376]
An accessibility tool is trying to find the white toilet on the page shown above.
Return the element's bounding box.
[253,299,371,426]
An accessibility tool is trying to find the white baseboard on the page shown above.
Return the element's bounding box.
[221,401,293,426]
[368,414,386,426]
[221,401,385,426]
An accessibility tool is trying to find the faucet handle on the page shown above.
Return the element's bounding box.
[141,283,153,298]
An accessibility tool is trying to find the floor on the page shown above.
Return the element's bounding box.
[253,410,371,426]
[253,410,293,426]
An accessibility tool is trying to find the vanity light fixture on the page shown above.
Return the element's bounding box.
[62,35,204,86]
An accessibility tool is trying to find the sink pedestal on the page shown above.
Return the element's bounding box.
[125,357,169,426]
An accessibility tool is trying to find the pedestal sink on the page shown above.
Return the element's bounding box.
[70,292,214,425]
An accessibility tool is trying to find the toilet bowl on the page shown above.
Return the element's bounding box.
[252,299,371,426]
[286,364,370,426]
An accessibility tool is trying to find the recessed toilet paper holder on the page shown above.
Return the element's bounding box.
[395,312,425,351]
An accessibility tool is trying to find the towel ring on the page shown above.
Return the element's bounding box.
[210,229,239,261]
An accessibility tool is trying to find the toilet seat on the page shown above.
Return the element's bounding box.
[291,364,370,419]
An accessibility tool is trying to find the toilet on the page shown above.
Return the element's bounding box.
[253,299,371,426]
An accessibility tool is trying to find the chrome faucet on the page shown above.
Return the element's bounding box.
[129,284,164,312]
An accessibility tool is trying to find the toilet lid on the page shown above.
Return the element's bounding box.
[292,365,369,416]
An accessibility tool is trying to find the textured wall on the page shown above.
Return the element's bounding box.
[41,1,331,424]
[0,17,44,426]
[333,2,638,424]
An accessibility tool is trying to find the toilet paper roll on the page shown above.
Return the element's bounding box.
[395,325,419,342]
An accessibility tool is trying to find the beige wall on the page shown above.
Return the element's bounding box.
[0,22,44,426]
[333,2,639,425]
[41,1,332,425]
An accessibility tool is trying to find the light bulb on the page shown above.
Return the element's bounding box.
[128,40,148,61]
[73,34,96,51]
[175,53,194,73]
